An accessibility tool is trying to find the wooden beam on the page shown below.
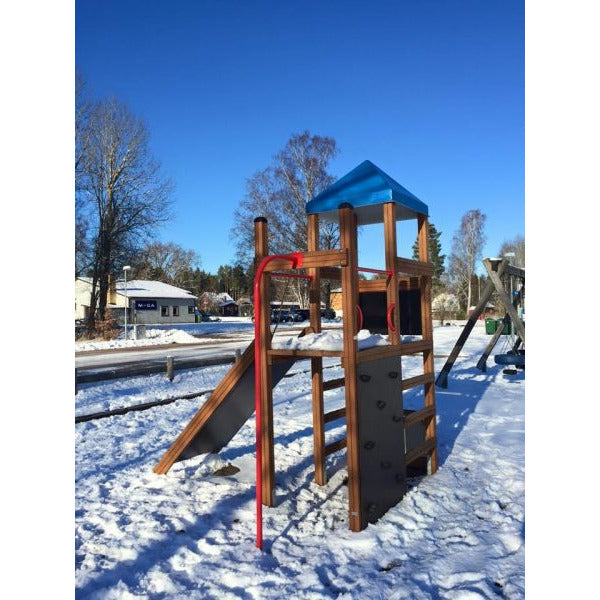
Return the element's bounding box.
[404,406,435,428]
[308,214,326,486]
[324,407,346,423]
[417,214,438,474]
[323,377,345,391]
[405,438,437,465]
[254,217,276,506]
[401,372,434,391]
[262,249,347,271]
[339,205,362,532]
[319,267,342,280]
[325,437,347,456]
[358,279,387,293]
[483,258,525,343]
[436,260,506,388]
[268,349,343,361]
[384,203,401,344]
[476,313,509,371]
[395,257,434,277]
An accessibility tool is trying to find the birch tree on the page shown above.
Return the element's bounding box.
[231,131,338,307]
[447,210,487,311]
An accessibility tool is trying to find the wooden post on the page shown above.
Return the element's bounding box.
[435,262,505,388]
[483,259,526,343]
[166,356,174,382]
[254,217,276,506]
[308,214,326,485]
[417,214,438,474]
[339,204,362,531]
[383,203,401,344]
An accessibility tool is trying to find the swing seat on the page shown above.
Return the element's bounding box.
[494,352,525,367]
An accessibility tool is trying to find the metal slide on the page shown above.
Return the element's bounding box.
[154,341,295,472]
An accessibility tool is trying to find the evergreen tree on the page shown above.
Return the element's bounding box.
[412,222,446,291]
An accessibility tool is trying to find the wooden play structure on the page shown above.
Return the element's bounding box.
[155,160,438,548]
[435,257,525,388]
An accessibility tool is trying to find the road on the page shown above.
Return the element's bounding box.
[75,325,338,374]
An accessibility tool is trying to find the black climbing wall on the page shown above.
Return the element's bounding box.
[356,356,406,527]
[359,290,422,336]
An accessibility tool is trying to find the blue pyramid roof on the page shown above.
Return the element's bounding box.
[306,160,428,225]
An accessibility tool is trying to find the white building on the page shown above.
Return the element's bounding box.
[75,278,197,325]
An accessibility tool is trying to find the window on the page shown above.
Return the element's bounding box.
[172,305,180,317]
[161,306,169,317]
[188,305,194,314]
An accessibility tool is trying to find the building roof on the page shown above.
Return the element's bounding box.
[115,280,196,300]
[305,160,428,225]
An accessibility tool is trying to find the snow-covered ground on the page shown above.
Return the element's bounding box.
[75,317,342,352]
[75,323,524,598]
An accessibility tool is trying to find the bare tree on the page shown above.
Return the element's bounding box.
[76,96,173,330]
[499,235,525,268]
[447,210,487,311]
[131,242,200,288]
[231,131,338,307]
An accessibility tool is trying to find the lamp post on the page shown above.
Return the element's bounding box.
[123,265,131,339]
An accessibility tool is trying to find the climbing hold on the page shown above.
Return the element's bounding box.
[376,400,386,410]
[380,460,391,470]
[392,414,403,422]
[364,441,375,450]
[395,473,404,484]
[359,374,371,383]
[388,371,398,379]
[367,503,378,514]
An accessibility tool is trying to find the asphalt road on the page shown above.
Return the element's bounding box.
[75,325,335,374]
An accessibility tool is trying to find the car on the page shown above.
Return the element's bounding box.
[197,310,221,322]
[321,308,336,320]
[288,310,307,322]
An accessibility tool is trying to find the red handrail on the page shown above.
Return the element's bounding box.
[387,302,396,332]
[356,304,363,332]
[253,252,304,550]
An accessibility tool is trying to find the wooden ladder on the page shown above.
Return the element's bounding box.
[403,214,438,474]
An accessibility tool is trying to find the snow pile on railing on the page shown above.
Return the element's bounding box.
[272,329,391,351]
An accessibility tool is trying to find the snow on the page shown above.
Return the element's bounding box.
[75,323,524,598]
[75,328,202,352]
[272,328,391,351]
[115,280,197,299]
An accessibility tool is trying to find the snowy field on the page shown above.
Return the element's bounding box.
[75,323,524,599]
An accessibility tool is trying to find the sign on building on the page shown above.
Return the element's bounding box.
[135,300,157,311]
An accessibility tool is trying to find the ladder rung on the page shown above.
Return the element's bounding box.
[404,406,435,428]
[405,437,436,465]
[400,340,433,355]
[323,377,345,391]
[325,438,347,456]
[402,372,434,391]
[324,407,345,424]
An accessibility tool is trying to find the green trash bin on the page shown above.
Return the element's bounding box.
[495,318,511,335]
[485,318,496,335]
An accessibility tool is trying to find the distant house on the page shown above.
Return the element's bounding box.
[75,277,197,324]
[237,297,253,317]
[329,287,343,316]
[199,292,239,317]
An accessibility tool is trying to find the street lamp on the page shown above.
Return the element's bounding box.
[123,265,131,339]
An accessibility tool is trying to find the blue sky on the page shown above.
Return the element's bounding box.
[76,0,524,274]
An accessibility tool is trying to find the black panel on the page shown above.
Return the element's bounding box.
[356,356,406,527]
[399,289,422,335]
[358,290,422,336]
[178,359,295,461]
